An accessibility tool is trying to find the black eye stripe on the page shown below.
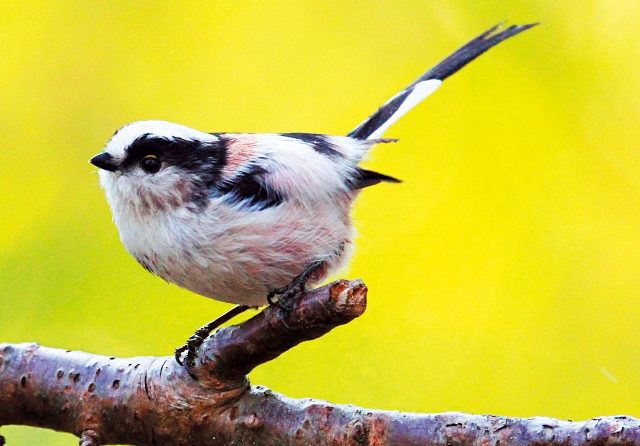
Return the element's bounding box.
[120,134,226,188]
[121,134,171,167]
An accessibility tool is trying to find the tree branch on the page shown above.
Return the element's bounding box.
[1,279,638,445]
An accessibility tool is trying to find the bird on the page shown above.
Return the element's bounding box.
[90,23,536,373]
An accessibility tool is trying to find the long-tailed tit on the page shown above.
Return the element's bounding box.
[91,23,536,372]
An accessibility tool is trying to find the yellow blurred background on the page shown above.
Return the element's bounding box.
[2,1,640,443]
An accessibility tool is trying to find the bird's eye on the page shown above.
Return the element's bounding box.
[140,154,161,174]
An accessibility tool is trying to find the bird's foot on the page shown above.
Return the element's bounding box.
[174,333,206,379]
[175,304,250,378]
[266,283,299,311]
[267,261,324,310]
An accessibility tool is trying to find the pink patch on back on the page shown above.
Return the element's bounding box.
[221,134,258,179]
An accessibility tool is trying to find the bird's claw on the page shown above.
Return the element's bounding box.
[267,283,303,310]
[267,261,324,309]
[174,304,251,379]
[174,345,186,366]
[175,333,205,379]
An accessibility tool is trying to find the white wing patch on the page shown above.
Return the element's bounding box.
[236,134,380,204]
[256,135,347,202]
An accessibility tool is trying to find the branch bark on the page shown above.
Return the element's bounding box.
[1,279,638,445]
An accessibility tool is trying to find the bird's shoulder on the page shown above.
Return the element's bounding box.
[212,132,397,209]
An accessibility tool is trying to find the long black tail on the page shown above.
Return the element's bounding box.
[348,22,538,140]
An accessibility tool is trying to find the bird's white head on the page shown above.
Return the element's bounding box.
[91,120,224,217]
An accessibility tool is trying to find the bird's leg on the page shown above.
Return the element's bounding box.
[175,304,250,377]
[267,261,324,310]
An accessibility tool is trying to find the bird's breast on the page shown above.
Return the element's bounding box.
[115,196,355,306]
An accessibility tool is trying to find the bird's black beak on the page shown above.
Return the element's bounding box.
[90,152,119,172]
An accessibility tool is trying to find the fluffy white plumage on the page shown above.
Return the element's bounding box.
[92,23,536,308]
[98,128,369,305]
